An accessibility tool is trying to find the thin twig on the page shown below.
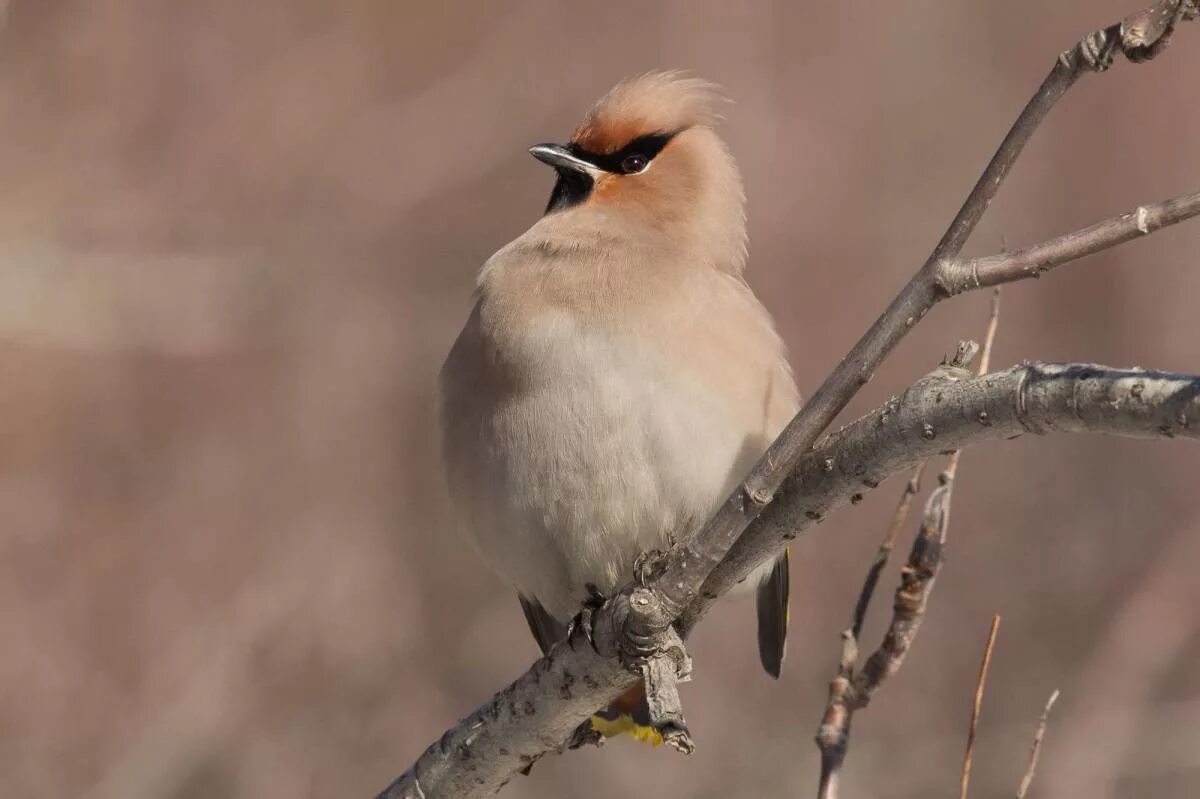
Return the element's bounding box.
[1016,689,1061,799]
[852,463,927,640]
[816,307,1001,799]
[816,479,951,799]
[817,293,1001,799]
[852,483,951,705]
[978,289,1002,375]
[942,290,1001,488]
[960,615,1002,799]
[939,191,1200,296]
[816,462,927,799]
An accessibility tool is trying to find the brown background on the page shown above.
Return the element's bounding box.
[1,1,1198,797]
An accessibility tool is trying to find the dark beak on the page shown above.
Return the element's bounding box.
[528,143,600,175]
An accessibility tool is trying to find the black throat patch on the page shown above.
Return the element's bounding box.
[545,169,594,213]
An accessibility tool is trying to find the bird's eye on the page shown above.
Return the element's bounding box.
[621,153,649,174]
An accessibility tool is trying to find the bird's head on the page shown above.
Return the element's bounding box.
[529,71,747,271]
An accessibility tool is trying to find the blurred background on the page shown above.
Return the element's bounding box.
[1,1,1198,796]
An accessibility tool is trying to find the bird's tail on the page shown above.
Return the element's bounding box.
[755,548,790,678]
[588,682,664,745]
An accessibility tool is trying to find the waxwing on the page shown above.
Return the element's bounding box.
[438,71,799,742]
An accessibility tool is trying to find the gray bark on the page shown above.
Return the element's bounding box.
[383,362,1199,798]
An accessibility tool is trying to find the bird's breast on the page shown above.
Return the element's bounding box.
[442,258,797,618]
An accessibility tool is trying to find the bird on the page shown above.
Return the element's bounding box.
[437,71,799,743]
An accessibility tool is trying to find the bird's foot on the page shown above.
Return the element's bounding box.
[566,584,609,649]
[633,548,669,587]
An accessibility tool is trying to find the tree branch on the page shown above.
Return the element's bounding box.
[681,361,1200,633]
[380,4,1199,794]
[383,362,1199,798]
[640,0,1200,643]
[815,476,949,799]
[376,609,634,799]
[815,302,1001,798]
[851,462,926,643]
[960,615,1002,799]
[939,190,1200,296]
[1015,689,1060,799]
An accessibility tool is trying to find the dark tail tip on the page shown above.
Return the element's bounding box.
[756,550,790,679]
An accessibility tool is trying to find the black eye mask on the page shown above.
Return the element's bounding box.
[544,131,678,214]
[568,132,676,174]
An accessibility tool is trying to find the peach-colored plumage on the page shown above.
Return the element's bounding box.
[438,73,798,695]
[570,71,725,154]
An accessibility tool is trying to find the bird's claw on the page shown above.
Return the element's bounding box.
[633,548,669,587]
[566,584,609,649]
[584,583,608,608]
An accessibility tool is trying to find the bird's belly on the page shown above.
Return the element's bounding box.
[481,328,752,620]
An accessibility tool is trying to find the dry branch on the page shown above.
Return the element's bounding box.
[960,616,1002,799]
[939,191,1200,296]
[816,480,951,799]
[689,361,1200,626]
[379,4,1200,795]
[384,362,1200,798]
[647,0,1200,634]
[1016,690,1060,799]
[816,303,1001,798]
[813,463,925,799]
[852,462,925,642]
[659,0,1200,653]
